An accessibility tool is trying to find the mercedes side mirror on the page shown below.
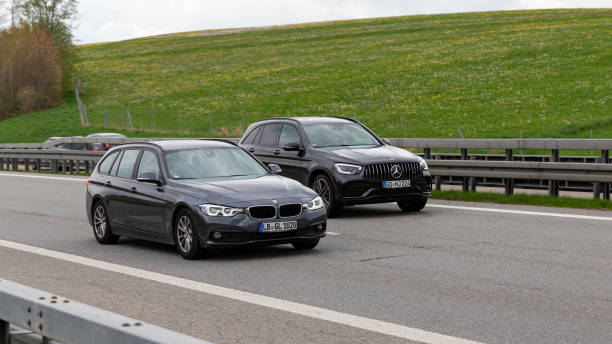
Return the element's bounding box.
[282,142,302,151]
[268,164,282,174]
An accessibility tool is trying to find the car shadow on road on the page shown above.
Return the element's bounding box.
[118,237,320,261]
[338,204,431,219]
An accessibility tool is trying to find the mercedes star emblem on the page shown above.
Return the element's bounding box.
[390,165,402,179]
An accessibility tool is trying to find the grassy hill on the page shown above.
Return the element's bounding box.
[0,9,610,142]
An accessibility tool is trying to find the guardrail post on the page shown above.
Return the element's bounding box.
[36,159,42,172]
[51,159,58,173]
[461,148,469,191]
[548,149,560,197]
[24,158,30,171]
[603,150,610,200]
[469,156,477,191]
[424,148,431,160]
[12,158,17,171]
[505,149,514,196]
[0,319,9,344]
[434,155,441,191]
[69,160,74,175]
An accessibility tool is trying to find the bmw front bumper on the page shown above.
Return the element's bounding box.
[190,205,327,248]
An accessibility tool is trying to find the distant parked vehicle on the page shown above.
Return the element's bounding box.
[47,136,88,151]
[239,117,432,217]
[86,139,327,259]
[86,133,127,151]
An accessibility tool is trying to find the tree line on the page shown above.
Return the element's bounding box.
[0,0,78,119]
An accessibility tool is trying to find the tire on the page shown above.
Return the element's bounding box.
[92,201,120,244]
[310,174,343,218]
[174,209,205,260]
[292,239,320,250]
[397,198,428,212]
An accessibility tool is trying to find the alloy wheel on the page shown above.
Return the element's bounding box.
[312,177,331,208]
[177,215,193,253]
[93,205,107,238]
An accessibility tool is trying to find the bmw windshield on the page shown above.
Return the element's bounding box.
[166,147,268,180]
[304,123,380,148]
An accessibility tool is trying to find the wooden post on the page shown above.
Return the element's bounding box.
[505,149,514,196]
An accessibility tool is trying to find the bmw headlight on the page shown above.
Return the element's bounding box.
[334,163,362,175]
[199,204,244,217]
[419,159,429,171]
[303,196,324,211]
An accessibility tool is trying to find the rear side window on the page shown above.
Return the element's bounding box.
[98,151,119,175]
[137,151,161,179]
[259,124,282,147]
[279,125,302,147]
[115,150,141,179]
[242,126,262,144]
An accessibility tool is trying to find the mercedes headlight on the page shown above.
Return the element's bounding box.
[199,204,244,217]
[303,196,324,211]
[334,163,362,175]
[419,160,429,171]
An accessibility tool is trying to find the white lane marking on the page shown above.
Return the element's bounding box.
[326,231,341,235]
[0,173,86,182]
[0,239,482,344]
[427,204,612,222]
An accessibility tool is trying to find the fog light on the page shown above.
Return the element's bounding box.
[212,232,222,240]
[317,224,323,230]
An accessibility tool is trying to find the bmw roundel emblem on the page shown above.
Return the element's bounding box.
[272,200,278,204]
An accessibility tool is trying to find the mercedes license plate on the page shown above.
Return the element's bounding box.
[259,220,298,232]
[383,180,411,189]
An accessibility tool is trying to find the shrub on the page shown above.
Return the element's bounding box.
[0,24,62,119]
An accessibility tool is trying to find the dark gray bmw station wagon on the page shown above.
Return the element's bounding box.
[86,140,327,259]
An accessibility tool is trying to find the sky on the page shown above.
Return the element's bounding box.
[10,0,612,43]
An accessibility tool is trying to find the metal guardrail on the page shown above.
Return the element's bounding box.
[0,279,211,344]
[1,137,610,199]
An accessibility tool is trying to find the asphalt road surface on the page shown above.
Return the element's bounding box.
[0,172,611,344]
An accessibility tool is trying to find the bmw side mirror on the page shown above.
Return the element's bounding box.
[268,164,282,174]
[137,172,162,185]
[282,142,302,151]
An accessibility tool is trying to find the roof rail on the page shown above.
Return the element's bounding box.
[252,117,301,124]
[200,138,240,146]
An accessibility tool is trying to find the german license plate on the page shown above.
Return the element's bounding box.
[259,220,298,232]
[383,180,411,189]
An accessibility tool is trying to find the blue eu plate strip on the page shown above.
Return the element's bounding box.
[258,223,263,232]
[382,181,386,188]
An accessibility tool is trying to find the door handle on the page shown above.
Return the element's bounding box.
[273,148,280,154]
[130,187,137,193]
[248,148,255,152]
[105,181,111,187]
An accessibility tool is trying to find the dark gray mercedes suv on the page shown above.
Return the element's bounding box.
[239,117,432,217]
[86,140,327,259]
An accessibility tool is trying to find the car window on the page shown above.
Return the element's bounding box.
[165,147,268,180]
[115,149,141,179]
[303,123,379,148]
[137,150,161,180]
[110,151,123,176]
[98,151,120,175]
[279,125,302,147]
[259,124,282,147]
[242,126,262,144]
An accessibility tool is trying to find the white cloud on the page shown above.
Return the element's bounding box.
[76,0,611,43]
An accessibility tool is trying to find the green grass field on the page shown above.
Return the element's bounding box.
[0,9,610,142]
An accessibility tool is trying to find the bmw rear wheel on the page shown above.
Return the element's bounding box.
[174,209,204,259]
[311,174,342,218]
[92,201,119,244]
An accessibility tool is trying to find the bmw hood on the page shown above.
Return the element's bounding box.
[172,175,317,206]
[322,145,421,164]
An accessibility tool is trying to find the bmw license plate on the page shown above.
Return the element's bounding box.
[259,220,298,232]
[383,180,411,189]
